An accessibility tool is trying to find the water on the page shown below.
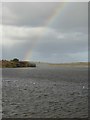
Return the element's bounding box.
[2,64,88,118]
[0,68,2,119]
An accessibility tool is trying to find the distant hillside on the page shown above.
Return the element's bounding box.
[0,58,36,68]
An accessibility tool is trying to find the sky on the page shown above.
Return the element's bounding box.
[0,2,88,63]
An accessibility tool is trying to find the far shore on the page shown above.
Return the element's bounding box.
[48,62,89,67]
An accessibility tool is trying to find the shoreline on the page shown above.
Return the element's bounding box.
[0,60,89,68]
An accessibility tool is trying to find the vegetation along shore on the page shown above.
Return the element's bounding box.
[0,58,36,68]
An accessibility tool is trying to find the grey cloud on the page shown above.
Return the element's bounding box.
[1,2,88,63]
[51,3,88,29]
[2,28,88,62]
[35,35,87,56]
[2,2,60,26]
[2,2,88,31]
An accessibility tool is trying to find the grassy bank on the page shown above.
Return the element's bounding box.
[0,59,36,68]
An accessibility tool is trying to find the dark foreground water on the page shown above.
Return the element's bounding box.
[2,64,88,118]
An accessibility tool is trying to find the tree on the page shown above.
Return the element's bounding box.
[12,58,19,62]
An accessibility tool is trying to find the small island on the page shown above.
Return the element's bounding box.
[0,58,36,68]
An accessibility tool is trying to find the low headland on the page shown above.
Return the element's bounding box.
[0,58,36,68]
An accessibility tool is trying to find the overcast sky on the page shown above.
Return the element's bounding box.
[1,2,88,63]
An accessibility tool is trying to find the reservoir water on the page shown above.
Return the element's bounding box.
[2,64,88,118]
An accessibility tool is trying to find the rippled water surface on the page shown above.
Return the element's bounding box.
[2,64,88,118]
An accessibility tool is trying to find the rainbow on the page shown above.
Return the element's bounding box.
[24,2,69,61]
